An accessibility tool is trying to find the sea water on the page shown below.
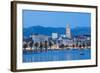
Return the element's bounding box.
[23,49,91,63]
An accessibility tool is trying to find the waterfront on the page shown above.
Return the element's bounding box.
[23,48,91,62]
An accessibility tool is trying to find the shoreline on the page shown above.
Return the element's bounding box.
[23,48,90,53]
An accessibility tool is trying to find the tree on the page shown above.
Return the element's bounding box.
[65,44,68,48]
[76,42,78,48]
[34,42,39,52]
[72,44,75,48]
[82,43,85,48]
[79,44,82,49]
[29,41,33,51]
[39,42,43,52]
[49,41,53,49]
[23,43,27,50]
[86,41,91,48]
[44,41,48,51]
[59,44,64,49]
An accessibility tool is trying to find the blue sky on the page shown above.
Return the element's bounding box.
[23,10,91,28]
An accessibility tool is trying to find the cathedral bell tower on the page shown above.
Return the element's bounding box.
[66,24,71,39]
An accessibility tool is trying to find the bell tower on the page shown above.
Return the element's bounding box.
[66,24,71,39]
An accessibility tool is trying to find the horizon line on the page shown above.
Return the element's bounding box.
[23,25,90,29]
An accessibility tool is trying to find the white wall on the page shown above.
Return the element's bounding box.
[0,0,99,73]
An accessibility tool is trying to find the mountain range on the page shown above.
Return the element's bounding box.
[23,25,91,37]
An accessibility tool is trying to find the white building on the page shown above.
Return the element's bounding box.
[31,34,48,43]
[62,39,73,46]
[61,34,66,38]
[52,33,58,39]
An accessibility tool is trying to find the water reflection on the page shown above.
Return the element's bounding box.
[23,49,91,63]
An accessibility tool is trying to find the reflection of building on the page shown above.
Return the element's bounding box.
[31,34,48,43]
[52,33,58,39]
[66,24,71,39]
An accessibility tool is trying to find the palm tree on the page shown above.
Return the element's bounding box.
[32,40,34,49]
[82,42,85,48]
[72,44,75,48]
[49,41,53,49]
[79,44,82,49]
[59,44,64,49]
[76,42,78,48]
[65,44,68,48]
[44,41,48,51]
[34,42,39,52]
[23,43,27,51]
[40,42,43,52]
[29,41,33,51]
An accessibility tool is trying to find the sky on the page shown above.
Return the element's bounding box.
[23,10,91,28]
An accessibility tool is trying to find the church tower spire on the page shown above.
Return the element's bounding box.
[66,24,71,39]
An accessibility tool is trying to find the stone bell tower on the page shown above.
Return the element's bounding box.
[66,24,71,39]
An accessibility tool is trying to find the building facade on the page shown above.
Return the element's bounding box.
[31,34,49,43]
[66,24,71,39]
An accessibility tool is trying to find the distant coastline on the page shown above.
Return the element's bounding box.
[23,25,91,38]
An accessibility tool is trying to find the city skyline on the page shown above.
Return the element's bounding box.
[23,10,91,28]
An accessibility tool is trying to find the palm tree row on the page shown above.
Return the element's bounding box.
[23,39,90,52]
[23,40,54,52]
